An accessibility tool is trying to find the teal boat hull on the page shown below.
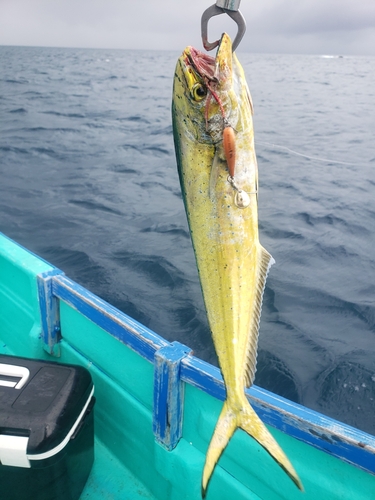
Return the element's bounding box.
[1,232,375,499]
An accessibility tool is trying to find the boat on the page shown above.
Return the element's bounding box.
[1,230,374,499]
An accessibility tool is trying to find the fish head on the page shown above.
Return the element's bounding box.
[173,33,244,145]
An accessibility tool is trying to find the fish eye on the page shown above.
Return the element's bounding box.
[191,83,207,102]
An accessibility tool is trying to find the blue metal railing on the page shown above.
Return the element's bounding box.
[37,270,375,475]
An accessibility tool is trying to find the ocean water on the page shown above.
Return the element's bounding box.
[1,45,374,434]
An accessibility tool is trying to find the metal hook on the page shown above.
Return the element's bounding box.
[201,1,246,52]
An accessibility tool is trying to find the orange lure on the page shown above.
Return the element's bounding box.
[223,125,236,177]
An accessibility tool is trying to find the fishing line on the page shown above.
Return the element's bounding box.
[255,140,358,166]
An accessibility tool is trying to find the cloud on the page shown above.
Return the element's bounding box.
[0,0,374,55]
[240,0,375,54]
[248,0,375,34]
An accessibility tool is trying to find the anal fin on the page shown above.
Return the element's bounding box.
[245,246,275,387]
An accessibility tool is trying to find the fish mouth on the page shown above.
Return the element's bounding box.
[181,47,215,83]
[178,33,233,90]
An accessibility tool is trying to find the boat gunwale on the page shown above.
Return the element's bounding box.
[34,269,375,477]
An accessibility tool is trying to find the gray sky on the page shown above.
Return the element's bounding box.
[1,0,375,55]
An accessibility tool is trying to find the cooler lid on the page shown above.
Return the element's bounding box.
[0,355,94,461]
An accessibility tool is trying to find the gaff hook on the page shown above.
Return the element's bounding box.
[201,0,246,52]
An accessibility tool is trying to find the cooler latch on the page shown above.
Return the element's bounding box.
[0,363,30,390]
[0,434,31,468]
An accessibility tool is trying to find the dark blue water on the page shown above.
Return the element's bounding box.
[1,46,375,434]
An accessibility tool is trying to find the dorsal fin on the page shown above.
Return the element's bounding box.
[245,246,275,387]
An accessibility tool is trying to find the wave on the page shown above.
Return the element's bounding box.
[3,78,29,84]
[41,110,86,118]
[68,199,123,216]
[39,246,109,288]
[9,107,28,114]
[140,223,189,239]
[110,165,138,174]
[315,351,375,434]
[0,145,29,154]
[255,350,300,403]
[113,250,185,290]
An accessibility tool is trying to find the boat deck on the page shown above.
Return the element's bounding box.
[82,439,157,500]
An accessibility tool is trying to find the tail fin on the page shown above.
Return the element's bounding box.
[201,397,303,497]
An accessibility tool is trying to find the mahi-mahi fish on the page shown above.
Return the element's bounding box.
[172,33,303,496]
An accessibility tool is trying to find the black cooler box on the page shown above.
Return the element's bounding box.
[0,355,95,500]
